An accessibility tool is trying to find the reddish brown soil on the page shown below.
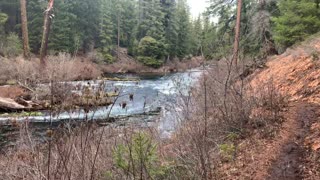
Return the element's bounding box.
[0,86,27,99]
[265,102,318,180]
[218,38,320,179]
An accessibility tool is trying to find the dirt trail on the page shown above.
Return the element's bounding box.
[264,103,318,180]
[247,37,320,179]
[218,37,320,179]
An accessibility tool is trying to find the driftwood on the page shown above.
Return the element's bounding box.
[17,81,35,92]
[0,97,26,111]
[0,97,42,112]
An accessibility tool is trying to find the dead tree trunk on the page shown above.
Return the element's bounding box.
[20,0,30,59]
[233,0,242,67]
[40,0,54,67]
[117,12,120,61]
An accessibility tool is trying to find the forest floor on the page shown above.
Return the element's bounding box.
[217,37,320,179]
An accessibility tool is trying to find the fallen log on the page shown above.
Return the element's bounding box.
[0,97,26,111]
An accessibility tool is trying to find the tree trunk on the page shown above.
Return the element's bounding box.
[40,0,54,67]
[117,12,120,61]
[0,97,26,112]
[233,0,242,67]
[20,0,30,59]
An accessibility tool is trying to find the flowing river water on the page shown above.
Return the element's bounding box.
[0,69,203,138]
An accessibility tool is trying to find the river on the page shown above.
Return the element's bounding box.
[0,69,203,137]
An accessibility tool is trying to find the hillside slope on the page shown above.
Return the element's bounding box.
[219,37,320,179]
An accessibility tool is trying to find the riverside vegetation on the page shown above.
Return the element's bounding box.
[0,0,320,179]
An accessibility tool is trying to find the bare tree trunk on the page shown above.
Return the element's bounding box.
[233,0,242,67]
[117,12,120,61]
[40,0,54,67]
[20,0,30,59]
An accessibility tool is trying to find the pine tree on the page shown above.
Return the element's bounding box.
[190,15,203,56]
[118,0,137,55]
[98,0,115,63]
[201,15,216,58]
[0,0,20,33]
[272,0,320,49]
[246,0,278,59]
[0,12,8,54]
[137,0,165,41]
[28,0,45,53]
[162,0,179,59]
[0,12,7,34]
[49,0,78,53]
[176,0,192,58]
[71,0,100,53]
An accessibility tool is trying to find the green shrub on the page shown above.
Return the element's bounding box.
[100,49,114,64]
[137,56,163,68]
[0,12,8,56]
[0,12,8,25]
[1,33,23,57]
[219,143,235,162]
[113,132,167,179]
[311,51,319,61]
[137,36,166,67]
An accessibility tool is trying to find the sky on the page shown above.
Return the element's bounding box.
[187,0,209,18]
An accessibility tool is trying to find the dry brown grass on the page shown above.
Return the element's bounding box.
[0,121,165,180]
[0,53,101,86]
[0,124,116,179]
[101,56,204,74]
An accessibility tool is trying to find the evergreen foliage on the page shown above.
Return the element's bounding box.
[137,36,166,67]
[175,0,192,58]
[98,0,115,63]
[49,0,78,54]
[0,0,319,63]
[27,0,46,53]
[113,132,167,179]
[272,0,320,49]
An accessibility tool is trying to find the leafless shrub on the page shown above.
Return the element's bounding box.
[165,59,286,179]
[0,54,101,87]
[0,55,287,180]
[0,70,166,180]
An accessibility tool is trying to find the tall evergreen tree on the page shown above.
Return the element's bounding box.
[272,0,320,49]
[0,12,7,35]
[49,0,78,53]
[27,0,45,53]
[71,0,100,53]
[137,0,165,41]
[118,0,137,55]
[176,0,192,58]
[162,0,179,58]
[190,15,203,56]
[98,0,115,63]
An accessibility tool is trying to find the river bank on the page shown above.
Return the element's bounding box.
[0,52,204,86]
[0,68,203,141]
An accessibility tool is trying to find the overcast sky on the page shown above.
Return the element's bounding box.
[187,0,209,18]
